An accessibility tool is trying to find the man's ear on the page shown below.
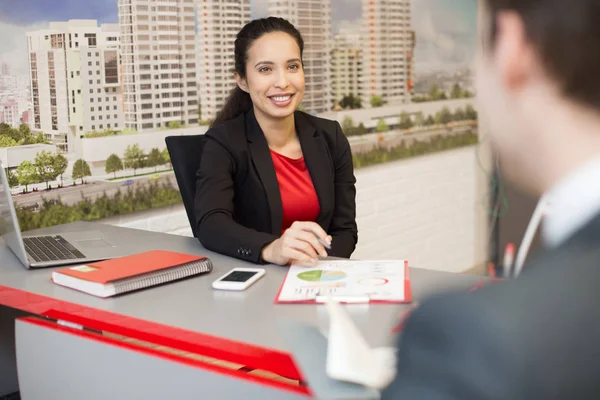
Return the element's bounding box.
[234,72,249,93]
[495,11,536,92]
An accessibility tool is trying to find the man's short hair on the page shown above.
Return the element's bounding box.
[488,0,600,108]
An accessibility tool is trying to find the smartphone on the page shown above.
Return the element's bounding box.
[211,267,266,291]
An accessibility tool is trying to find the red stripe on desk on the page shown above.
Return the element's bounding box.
[17,316,310,397]
[0,285,306,386]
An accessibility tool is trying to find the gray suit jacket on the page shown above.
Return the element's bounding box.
[382,213,600,399]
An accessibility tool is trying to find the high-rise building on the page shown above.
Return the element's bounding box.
[0,101,20,128]
[27,20,125,152]
[268,0,332,114]
[196,0,251,122]
[361,0,414,106]
[331,23,362,107]
[0,63,10,77]
[118,0,198,131]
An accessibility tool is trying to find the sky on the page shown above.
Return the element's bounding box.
[0,0,477,76]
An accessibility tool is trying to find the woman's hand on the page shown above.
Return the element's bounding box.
[261,221,332,265]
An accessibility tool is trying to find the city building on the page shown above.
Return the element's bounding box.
[0,101,20,128]
[0,63,10,77]
[331,23,362,107]
[268,0,332,114]
[360,0,414,106]
[118,0,198,131]
[27,20,125,152]
[196,0,251,121]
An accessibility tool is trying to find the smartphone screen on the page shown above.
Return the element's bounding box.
[220,270,258,282]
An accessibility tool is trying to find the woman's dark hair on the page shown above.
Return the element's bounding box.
[210,17,304,127]
[487,0,600,108]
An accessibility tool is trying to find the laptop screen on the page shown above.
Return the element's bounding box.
[0,163,29,266]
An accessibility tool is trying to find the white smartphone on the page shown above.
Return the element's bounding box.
[211,267,266,291]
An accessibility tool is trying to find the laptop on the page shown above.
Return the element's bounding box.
[0,161,131,269]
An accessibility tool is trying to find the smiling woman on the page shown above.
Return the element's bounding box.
[194,17,358,267]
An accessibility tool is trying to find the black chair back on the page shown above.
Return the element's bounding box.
[165,134,207,237]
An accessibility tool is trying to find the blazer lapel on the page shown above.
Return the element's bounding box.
[295,112,335,227]
[246,110,283,235]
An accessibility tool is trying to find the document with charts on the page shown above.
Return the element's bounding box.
[275,259,412,304]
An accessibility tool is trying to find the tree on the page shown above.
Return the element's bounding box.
[429,84,447,101]
[370,95,384,108]
[465,105,478,120]
[167,121,182,129]
[340,94,362,109]
[414,112,425,127]
[342,116,355,134]
[53,153,69,185]
[16,161,38,192]
[0,135,17,147]
[356,123,367,135]
[123,144,146,176]
[424,115,435,126]
[6,168,18,188]
[18,124,31,139]
[162,147,171,169]
[451,83,463,99]
[147,147,165,172]
[72,159,91,184]
[105,154,123,178]
[376,118,389,132]
[453,107,466,122]
[34,150,59,189]
[0,123,13,139]
[434,107,453,125]
[398,111,413,130]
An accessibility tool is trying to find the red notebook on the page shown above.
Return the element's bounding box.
[275,259,413,304]
[51,250,213,298]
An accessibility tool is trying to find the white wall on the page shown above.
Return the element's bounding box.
[99,146,488,273]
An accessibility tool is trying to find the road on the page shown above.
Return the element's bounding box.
[349,121,478,154]
[13,174,177,209]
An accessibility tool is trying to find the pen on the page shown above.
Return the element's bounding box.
[317,237,331,250]
[503,243,515,278]
[316,295,369,303]
[313,232,331,250]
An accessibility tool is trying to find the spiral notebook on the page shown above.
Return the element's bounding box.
[51,250,213,298]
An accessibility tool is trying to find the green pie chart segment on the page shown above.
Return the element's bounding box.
[297,270,346,282]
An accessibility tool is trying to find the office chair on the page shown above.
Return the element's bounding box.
[165,134,207,238]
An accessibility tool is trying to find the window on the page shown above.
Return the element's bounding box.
[104,50,119,84]
[84,33,97,47]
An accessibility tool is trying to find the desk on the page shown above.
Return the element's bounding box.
[0,222,484,399]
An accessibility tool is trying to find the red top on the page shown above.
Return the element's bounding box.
[270,149,321,234]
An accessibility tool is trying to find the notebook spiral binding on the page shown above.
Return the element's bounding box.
[113,258,213,295]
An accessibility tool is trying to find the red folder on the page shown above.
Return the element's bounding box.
[51,250,213,297]
[274,261,413,304]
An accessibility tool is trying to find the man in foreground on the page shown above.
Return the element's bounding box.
[383,0,600,398]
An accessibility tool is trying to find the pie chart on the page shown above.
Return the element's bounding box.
[297,270,347,282]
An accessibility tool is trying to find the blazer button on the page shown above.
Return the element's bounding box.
[237,248,243,255]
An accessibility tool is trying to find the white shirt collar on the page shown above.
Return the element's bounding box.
[543,155,600,247]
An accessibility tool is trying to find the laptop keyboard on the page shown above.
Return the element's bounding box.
[23,235,86,263]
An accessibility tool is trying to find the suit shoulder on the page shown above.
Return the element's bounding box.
[204,114,247,149]
[298,111,340,133]
[297,111,344,150]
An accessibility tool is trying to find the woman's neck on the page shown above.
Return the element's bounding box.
[254,107,296,148]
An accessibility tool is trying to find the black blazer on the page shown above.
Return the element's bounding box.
[382,212,600,399]
[194,109,358,263]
